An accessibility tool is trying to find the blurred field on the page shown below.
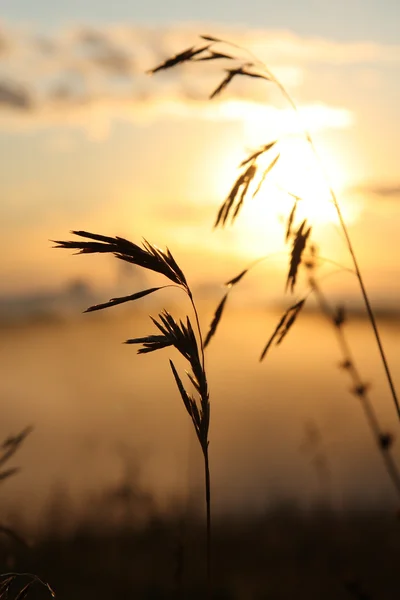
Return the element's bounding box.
[0,304,400,598]
[1,304,400,517]
[2,499,400,599]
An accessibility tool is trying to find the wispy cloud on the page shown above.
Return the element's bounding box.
[3,22,393,136]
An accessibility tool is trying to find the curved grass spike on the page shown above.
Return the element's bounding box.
[260,299,306,362]
[54,231,212,597]
[150,36,400,422]
[286,220,312,293]
[204,252,287,348]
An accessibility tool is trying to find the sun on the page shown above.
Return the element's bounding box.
[205,108,364,260]
[253,137,344,226]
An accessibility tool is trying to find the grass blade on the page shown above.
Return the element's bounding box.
[169,360,192,415]
[210,70,236,99]
[204,293,228,348]
[260,299,306,361]
[240,141,277,167]
[285,200,298,242]
[84,287,166,313]
[200,34,224,43]
[225,268,249,287]
[195,51,233,61]
[252,153,280,198]
[148,45,210,74]
[259,312,287,362]
[286,220,312,292]
[276,299,305,345]
[125,334,172,353]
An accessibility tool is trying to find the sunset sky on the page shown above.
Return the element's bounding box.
[1,0,400,520]
[1,1,399,305]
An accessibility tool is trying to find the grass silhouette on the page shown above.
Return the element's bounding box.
[148,35,400,505]
[149,35,400,424]
[49,34,400,599]
[53,231,212,596]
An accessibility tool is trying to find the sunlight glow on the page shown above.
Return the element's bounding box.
[208,125,362,260]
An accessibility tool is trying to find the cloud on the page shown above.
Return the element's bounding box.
[1,21,397,136]
[355,184,400,200]
[0,80,33,109]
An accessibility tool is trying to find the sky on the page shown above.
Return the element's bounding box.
[3,0,400,42]
[1,0,399,305]
[1,0,400,519]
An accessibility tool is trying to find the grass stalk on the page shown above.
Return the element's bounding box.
[54,231,212,596]
[148,37,400,422]
[308,274,400,501]
[272,78,400,422]
[203,444,212,597]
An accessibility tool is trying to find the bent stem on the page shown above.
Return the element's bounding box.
[188,289,206,371]
[310,275,400,500]
[149,37,399,420]
[270,76,400,422]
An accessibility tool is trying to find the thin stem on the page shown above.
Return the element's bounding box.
[185,286,210,593]
[224,43,399,419]
[310,276,400,499]
[203,445,211,598]
[172,284,205,370]
[227,251,353,290]
[270,76,400,421]
[187,289,206,371]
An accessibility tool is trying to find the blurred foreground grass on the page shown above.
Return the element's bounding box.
[3,499,400,600]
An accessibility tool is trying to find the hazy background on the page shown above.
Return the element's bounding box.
[1,1,400,530]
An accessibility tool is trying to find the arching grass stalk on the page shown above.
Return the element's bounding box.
[205,237,400,502]
[53,231,212,596]
[148,36,400,422]
[267,75,400,424]
[303,251,400,503]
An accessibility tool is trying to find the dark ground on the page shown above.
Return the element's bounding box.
[1,498,400,600]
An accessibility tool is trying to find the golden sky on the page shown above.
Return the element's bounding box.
[0,20,399,307]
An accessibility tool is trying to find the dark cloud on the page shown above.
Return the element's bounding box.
[90,50,134,74]
[355,184,400,199]
[369,185,400,198]
[77,29,109,48]
[0,81,33,110]
[75,28,136,74]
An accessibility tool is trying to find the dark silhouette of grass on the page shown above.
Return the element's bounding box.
[46,35,400,600]
[53,231,212,596]
[5,486,400,600]
[0,427,54,599]
[148,35,400,511]
[148,35,400,425]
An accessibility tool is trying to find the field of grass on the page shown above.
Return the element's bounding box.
[2,496,400,599]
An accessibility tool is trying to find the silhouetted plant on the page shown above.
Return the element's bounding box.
[0,427,33,549]
[0,429,55,598]
[0,427,33,485]
[149,35,400,424]
[53,231,212,595]
[149,36,400,507]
